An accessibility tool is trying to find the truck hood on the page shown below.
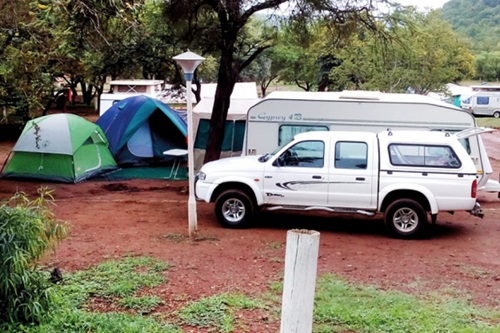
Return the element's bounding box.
[200,155,264,174]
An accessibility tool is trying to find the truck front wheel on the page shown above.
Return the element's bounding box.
[215,190,255,228]
[384,199,428,239]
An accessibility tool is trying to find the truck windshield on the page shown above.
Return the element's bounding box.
[258,143,289,163]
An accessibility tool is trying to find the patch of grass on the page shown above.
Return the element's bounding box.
[66,256,168,300]
[162,233,219,243]
[118,295,162,314]
[26,310,181,333]
[313,274,500,333]
[269,281,283,293]
[178,293,265,332]
[268,257,284,263]
[476,117,500,128]
[162,233,188,243]
[3,256,500,333]
[267,241,284,250]
[0,256,176,333]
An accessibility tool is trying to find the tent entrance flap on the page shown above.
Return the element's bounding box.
[127,121,154,158]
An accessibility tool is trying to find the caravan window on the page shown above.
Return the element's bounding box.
[477,96,489,105]
[278,125,328,145]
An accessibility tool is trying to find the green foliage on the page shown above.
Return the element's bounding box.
[327,8,474,93]
[273,20,327,91]
[0,0,58,120]
[118,296,162,314]
[476,117,500,128]
[239,18,281,96]
[475,51,500,81]
[0,256,177,333]
[2,254,499,332]
[441,0,500,80]
[0,188,67,324]
[441,0,500,53]
[66,256,168,303]
[15,308,181,333]
[179,293,264,332]
[313,274,500,333]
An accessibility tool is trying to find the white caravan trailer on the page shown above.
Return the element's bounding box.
[99,80,164,115]
[244,90,500,193]
[461,91,500,118]
[192,97,260,172]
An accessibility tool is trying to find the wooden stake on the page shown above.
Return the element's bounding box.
[280,229,320,333]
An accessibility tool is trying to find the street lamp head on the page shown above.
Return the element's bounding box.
[173,51,205,80]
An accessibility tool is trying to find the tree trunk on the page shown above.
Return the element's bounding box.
[203,53,236,163]
[193,76,202,103]
[203,26,238,164]
[318,78,328,91]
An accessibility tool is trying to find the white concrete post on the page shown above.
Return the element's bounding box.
[172,51,204,238]
[280,229,320,333]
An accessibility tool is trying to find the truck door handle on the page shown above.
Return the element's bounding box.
[356,177,365,181]
[312,175,322,179]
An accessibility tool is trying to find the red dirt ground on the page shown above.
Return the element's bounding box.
[1,129,500,331]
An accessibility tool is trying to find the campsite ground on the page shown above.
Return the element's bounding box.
[1,116,500,331]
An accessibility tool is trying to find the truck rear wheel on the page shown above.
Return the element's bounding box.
[215,190,255,228]
[384,199,428,239]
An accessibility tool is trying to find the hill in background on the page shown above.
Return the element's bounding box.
[441,0,500,52]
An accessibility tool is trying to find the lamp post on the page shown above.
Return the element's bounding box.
[173,51,205,237]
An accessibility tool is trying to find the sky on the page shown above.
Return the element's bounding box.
[395,0,450,10]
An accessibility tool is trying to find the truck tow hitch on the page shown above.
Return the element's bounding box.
[470,202,484,218]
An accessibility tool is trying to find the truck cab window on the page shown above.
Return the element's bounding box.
[334,141,368,169]
[278,141,324,167]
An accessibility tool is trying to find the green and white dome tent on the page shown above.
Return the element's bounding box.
[1,113,117,183]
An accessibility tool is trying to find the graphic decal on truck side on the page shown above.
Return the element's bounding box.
[275,181,325,190]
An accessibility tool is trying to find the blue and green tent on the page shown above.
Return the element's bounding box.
[96,96,187,165]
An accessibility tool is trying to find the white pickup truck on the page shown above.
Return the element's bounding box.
[196,130,484,238]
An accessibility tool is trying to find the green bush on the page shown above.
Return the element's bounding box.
[0,188,67,324]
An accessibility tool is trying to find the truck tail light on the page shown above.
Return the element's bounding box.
[471,179,477,198]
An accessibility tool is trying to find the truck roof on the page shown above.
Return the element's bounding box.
[293,129,460,145]
[264,90,458,110]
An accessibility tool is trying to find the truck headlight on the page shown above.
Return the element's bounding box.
[198,171,206,181]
